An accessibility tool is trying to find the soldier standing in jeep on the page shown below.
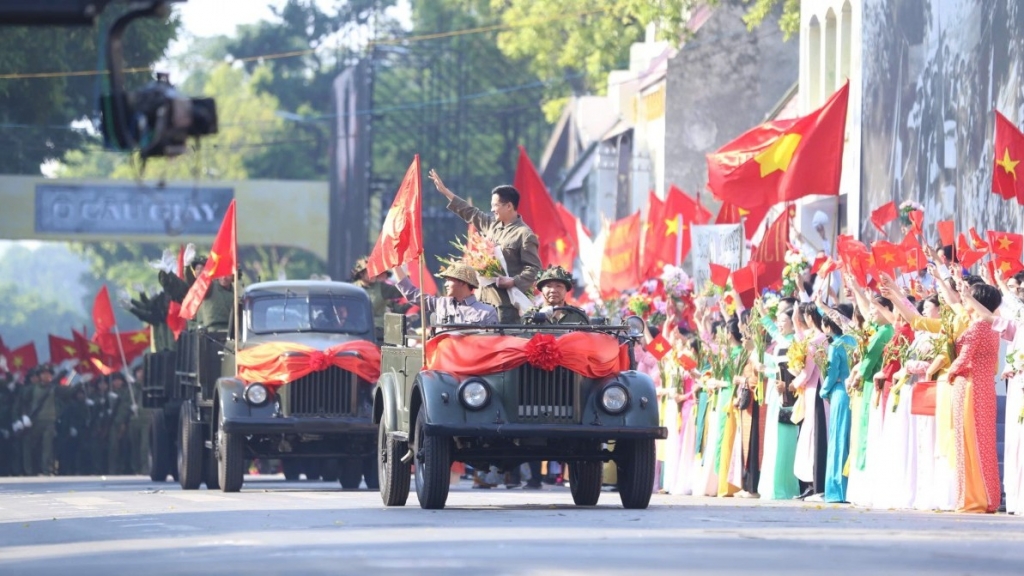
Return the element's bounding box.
[427,169,541,324]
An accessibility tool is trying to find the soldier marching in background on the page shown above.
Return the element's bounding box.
[18,365,77,476]
[87,376,115,475]
[128,364,153,475]
[107,372,133,475]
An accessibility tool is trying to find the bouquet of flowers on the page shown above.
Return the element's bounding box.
[781,250,809,298]
[899,200,925,227]
[661,265,694,300]
[437,234,504,278]
[929,304,959,363]
[627,293,652,318]
[786,337,809,376]
[761,291,781,322]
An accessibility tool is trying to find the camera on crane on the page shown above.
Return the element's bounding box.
[100,72,217,158]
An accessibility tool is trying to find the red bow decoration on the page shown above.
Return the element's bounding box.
[426,332,628,379]
[524,333,563,371]
[237,340,382,386]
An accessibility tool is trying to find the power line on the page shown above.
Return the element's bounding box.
[0,7,609,81]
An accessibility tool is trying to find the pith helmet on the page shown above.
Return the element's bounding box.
[439,263,479,289]
[350,257,368,281]
[536,265,573,290]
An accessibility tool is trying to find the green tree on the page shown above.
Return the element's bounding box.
[0,7,178,174]
[0,283,87,365]
[491,0,798,120]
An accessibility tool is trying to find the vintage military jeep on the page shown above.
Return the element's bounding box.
[175,280,381,492]
[374,314,666,509]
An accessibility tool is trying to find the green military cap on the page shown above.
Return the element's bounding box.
[350,256,369,281]
[536,265,573,290]
[438,263,479,288]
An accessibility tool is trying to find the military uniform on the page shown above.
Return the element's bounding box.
[195,282,234,331]
[447,195,541,323]
[56,390,89,475]
[128,378,154,474]
[20,371,75,475]
[87,385,115,474]
[107,381,134,475]
[0,375,15,476]
[395,264,498,325]
[523,266,588,325]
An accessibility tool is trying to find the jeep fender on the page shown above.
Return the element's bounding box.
[215,377,276,422]
[374,370,402,430]
[584,370,661,428]
[412,370,462,427]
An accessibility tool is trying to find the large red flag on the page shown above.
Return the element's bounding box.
[181,199,238,320]
[600,212,642,298]
[552,202,579,271]
[715,199,769,240]
[95,329,151,362]
[513,146,573,268]
[366,157,423,277]
[750,208,792,290]
[707,82,849,210]
[8,342,39,373]
[641,190,666,278]
[92,286,116,335]
[72,329,103,376]
[993,111,1024,204]
[49,334,80,365]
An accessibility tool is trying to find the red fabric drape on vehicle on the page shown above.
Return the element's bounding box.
[425,331,629,379]
[237,340,381,386]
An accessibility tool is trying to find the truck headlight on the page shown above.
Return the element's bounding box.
[458,379,490,411]
[244,383,270,406]
[601,384,629,414]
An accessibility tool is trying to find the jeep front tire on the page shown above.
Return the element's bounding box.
[413,407,450,509]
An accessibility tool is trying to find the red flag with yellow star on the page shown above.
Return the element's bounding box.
[706,82,849,209]
[513,146,573,268]
[993,111,1024,204]
[365,157,423,278]
[181,199,237,320]
[95,329,151,363]
[7,342,38,373]
[899,233,927,272]
[644,186,711,277]
[871,240,902,277]
[956,233,987,269]
[647,333,672,361]
[988,231,1024,260]
[48,334,80,365]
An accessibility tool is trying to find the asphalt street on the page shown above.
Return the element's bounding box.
[1,475,1023,575]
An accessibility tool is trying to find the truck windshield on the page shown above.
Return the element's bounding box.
[249,295,370,334]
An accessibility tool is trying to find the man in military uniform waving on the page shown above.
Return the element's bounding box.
[524,265,589,325]
[428,170,541,324]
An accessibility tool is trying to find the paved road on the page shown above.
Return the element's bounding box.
[1,476,1023,575]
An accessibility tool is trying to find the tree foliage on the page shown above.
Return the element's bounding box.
[0,6,178,174]
[491,0,799,120]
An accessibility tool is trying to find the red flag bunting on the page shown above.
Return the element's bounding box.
[600,212,642,298]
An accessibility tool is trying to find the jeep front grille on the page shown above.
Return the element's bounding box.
[516,365,578,422]
[284,367,357,417]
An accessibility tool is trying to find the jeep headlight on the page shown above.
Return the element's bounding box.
[624,315,646,338]
[459,379,490,411]
[601,384,629,414]
[244,383,269,406]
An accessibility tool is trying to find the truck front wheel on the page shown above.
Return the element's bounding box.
[216,417,245,492]
[378,418,410,506]
[413,407,451,510]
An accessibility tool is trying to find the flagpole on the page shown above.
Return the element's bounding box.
[418,254,428,364]
[111,324,137,411]
[233,213,240,356]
